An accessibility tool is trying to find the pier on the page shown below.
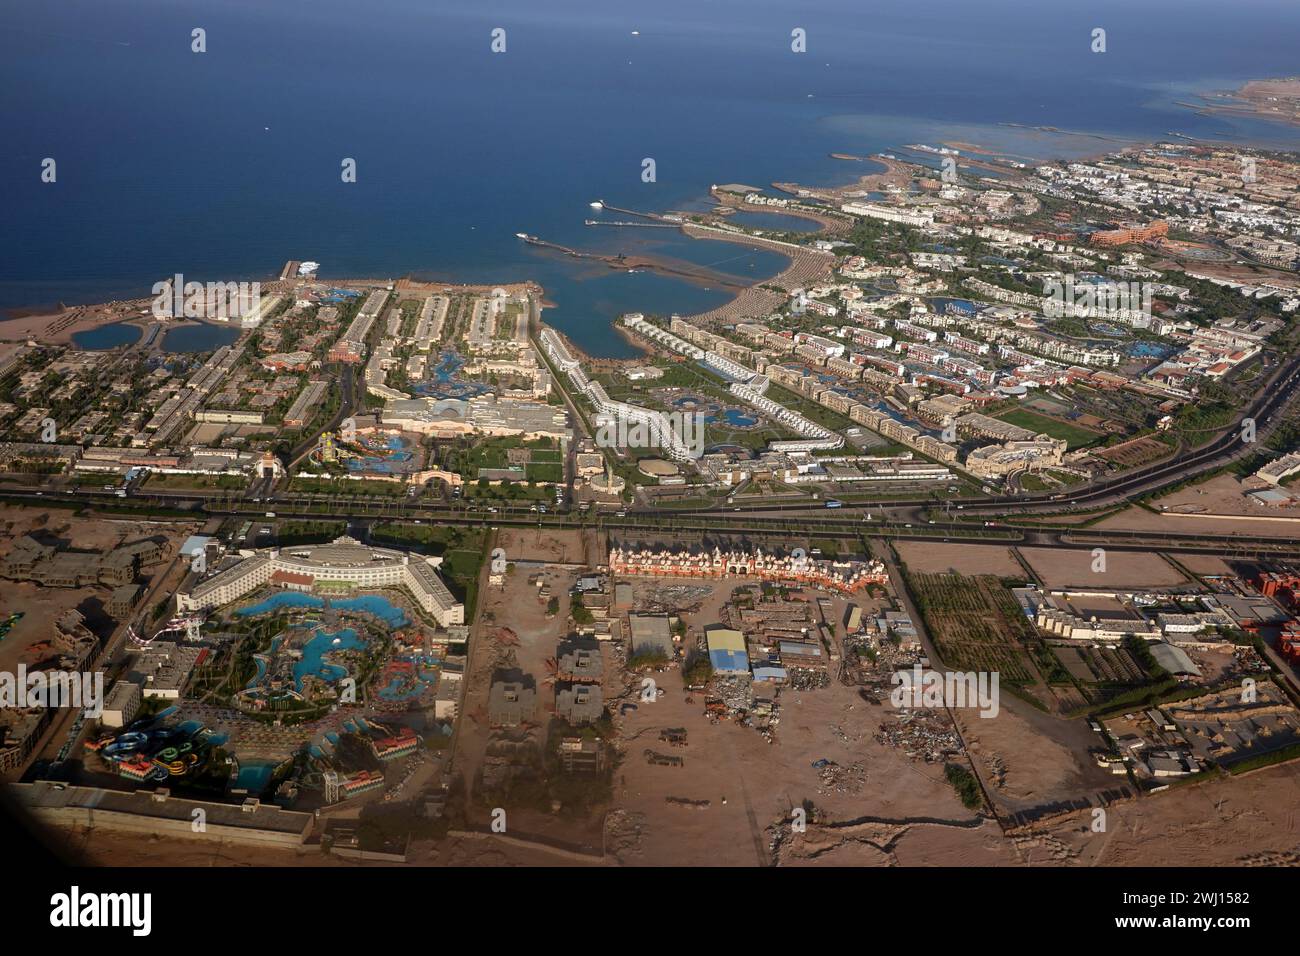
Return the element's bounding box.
[518,233,748,290]
[585,219,678,228]
[591,200,679,223]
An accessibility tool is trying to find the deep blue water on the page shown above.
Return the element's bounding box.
[159,322,241,353]
[729,211,823,234]
[3,0,1299,356]
[72,321,142,350]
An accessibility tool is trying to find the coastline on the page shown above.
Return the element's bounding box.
[7,74,1297,353]
[1182,76,1300,129]
[0,300,152,346]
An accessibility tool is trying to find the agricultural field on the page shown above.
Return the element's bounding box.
[904,572,1042,693]
[1053,644,1154,708]
[1092,435,1171,469]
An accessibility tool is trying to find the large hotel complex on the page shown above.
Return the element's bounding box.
[176,536,464,626]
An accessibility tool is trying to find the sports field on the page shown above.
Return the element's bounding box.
[994,408,1102,449]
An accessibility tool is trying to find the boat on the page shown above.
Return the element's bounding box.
[515,232,529,239]
[589,201,603,209]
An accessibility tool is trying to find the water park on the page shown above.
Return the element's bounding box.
[319,288,363,304]
[411,349,493,400]
[230,591,420,713]
[84,705,429,807]
[310,427,425,479]
[372,653,443,710]
[221,588,452,721]
[85,708,228,786]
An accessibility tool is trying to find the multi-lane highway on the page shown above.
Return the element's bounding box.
[662,350,1300,519]
[8,482,1300,561]
[5,348,1298,563]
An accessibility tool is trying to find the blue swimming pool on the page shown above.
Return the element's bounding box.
[332,595,410,628]
[294,627,364,690]
[231,759,277,795]
[236,592,410,629]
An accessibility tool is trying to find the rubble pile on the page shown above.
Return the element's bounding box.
[874,709,964,762]
[640,583,713,614]
[811,757,867,795]
[644,749,684,767]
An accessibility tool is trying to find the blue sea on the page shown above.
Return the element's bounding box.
[3,0,1298,356]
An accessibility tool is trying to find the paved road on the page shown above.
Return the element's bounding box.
[287,363,358,469]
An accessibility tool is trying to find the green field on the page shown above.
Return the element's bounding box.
[525,461,563,483]
[146,472,247,491]
[289,476,405,497]
[994,409,1102,449]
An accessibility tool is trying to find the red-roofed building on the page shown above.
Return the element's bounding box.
[270,570,315,591]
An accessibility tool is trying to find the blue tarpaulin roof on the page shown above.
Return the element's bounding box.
[709,648,750,674]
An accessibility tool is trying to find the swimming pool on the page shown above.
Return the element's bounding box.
[236,592,410,629]
[295,627,364,691]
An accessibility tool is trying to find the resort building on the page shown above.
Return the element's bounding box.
[610,546,888,594]
[176,536,464,626]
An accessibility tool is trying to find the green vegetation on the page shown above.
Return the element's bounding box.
[903,570,1038,688]
[1224,739,1300,775]
[944,763,984,811]
[290,475,405,497]
[682,654,713,686]
[994,409,1102,449]
[277,520,346,545]
[145,472,247,491]
[627,647,670,669]
[570,595,594,627]
[525,461,563,483]
[370,523,487,620]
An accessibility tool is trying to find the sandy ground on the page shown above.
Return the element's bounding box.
[895,541,1023,577]
[0,302,151,345]
[1022,759,1300,866]
[0,582,106,677]
[492,527,601,566]
[1173,554,1238,577]
[18,513,1300,868]
[0,506,195,558]
[610,671,1005,866]
[1018,547,1187,589]
[36,755,1300,867]
[1093,474,1300,539]
[955,694,1127,823]
[450,553,612,851]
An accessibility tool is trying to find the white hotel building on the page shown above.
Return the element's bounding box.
[176,536,464,626]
